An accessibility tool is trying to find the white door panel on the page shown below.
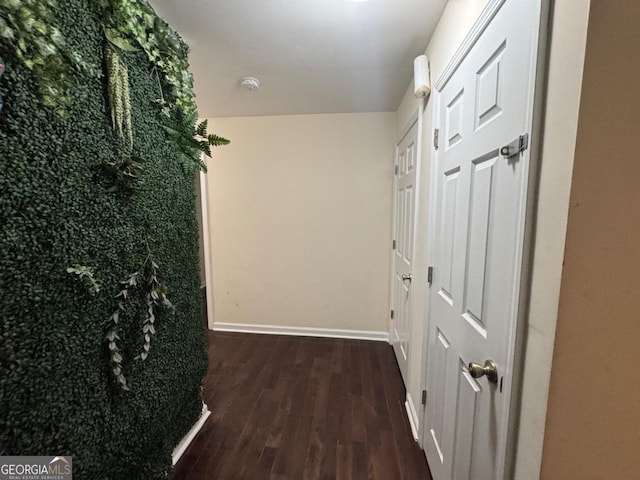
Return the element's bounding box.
[391,120,418,385]
[424,1,541,479]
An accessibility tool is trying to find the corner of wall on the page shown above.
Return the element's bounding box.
[513,0,591,478]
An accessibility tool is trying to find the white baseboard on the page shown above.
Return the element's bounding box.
[211,322,389,342]
[172,403,211,466]
[405,394,419,442]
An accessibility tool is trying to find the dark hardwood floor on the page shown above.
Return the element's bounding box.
[172,331,432,480]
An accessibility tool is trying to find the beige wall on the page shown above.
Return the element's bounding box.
[513,0,591,477]
[540,1,640,477]
[204,113,395,333]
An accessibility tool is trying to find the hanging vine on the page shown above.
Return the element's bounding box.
[139,258,174,362]
[106,271,137,391]
[105,248,174,391]
[104,29,135,147]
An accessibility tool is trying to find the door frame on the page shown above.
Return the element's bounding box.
[417,0,551,476]
[198,164,216,330]
[388,110,420,371]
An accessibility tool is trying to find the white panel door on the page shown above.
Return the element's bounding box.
[424,1,541,479]
[391,120,418,385]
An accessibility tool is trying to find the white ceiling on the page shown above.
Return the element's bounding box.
[149,0,447,117]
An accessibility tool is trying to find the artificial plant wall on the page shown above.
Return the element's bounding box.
[0,1,224,477]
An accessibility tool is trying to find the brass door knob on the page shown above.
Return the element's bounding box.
[468,360,498,384]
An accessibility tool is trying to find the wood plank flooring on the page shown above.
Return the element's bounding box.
[172,331,432,480]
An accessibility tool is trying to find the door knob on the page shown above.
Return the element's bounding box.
[402,274,412,282]
[468,360,498,384]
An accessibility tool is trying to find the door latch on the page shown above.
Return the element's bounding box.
[500,133,529,159]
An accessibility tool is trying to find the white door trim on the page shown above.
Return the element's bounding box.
[199,163,215,330]
[418,117,439,449]
[398,109,420,145]
[502,0,551,474]
[388,144,400,342]
[419,0,549,476]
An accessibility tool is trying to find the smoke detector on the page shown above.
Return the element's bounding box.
[239,76,260,91]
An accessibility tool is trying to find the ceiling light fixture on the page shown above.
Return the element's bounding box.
[239,76,260,91]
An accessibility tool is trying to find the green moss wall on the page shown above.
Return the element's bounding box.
[0,1,208,478]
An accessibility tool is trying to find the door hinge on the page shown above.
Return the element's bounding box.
[390,309,395,319]
[427,266,433,286]
[394,164,399,175]
[433,129,439,150]
[422,389,427,405]
[392,239,396,250]
[500,133,529,159]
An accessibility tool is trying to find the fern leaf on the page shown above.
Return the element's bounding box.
[196,157,208,173]
[161,122,182,139]
[184,110,198,128]
[208,134,230,146]
[185,136,201,151]
[198,140,212,158]
[196,119,207,137]
[181,155,193,173]
[162,110,228,173]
